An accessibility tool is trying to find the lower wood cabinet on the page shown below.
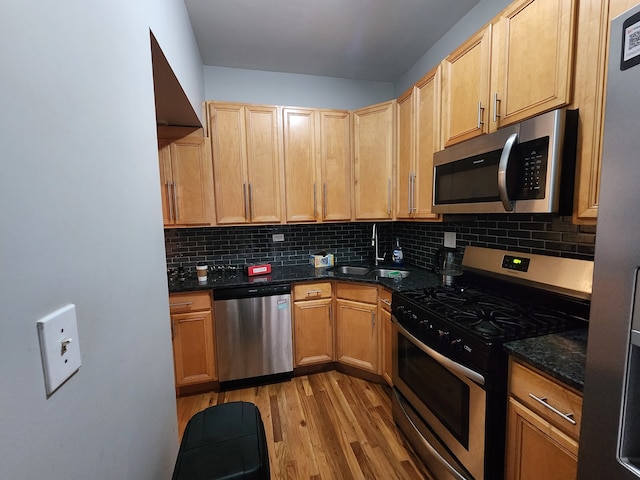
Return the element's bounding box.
[379,287,393,386]
[292,282,334,367]
[505,359,582,480]
[335,282,379,373]
[169,291,217,387]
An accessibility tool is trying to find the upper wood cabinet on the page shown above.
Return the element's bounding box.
[441,25,492,147]
[441,0,576,147]
[158,132,215,228]
[208,102,283,224]
[353,100,395,220]
[572,0,636,223]
[490,0,576,129]
[282,108,352,223]
[396,66,442,221]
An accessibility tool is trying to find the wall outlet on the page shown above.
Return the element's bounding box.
[444,232,456,248]
[37,304,82,396]
[272,233,285,242]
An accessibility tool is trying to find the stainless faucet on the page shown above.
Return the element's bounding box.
[371,223,386,265]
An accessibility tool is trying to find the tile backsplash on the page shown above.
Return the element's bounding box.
[165,214,596,272]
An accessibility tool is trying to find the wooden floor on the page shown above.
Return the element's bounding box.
[176,370,433,480]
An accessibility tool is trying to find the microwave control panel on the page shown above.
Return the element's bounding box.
[514,136,549,200]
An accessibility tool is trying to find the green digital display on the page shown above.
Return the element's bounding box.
[502,255,530,272]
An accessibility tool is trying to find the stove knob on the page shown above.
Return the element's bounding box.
[450,338,464,353]
[438,330,450,343]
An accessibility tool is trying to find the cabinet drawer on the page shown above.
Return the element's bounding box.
[509,360,582,439]
[169,291,212,313]
[379,287,392,312]
[336,282,378,304]
[293,282,332,301]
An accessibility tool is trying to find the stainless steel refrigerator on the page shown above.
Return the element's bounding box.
[579,3,640,478]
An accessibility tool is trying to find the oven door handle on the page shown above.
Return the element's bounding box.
[392,315,485,386]
[394,390,473,480]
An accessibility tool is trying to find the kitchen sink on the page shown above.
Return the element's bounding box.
[369,268,410,279]
[328,265,371,275]
[327,265,410,279]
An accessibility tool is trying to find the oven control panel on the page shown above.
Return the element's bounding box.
[502,254,530,272]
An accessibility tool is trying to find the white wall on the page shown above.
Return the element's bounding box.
[204,65,394,110]
[394,0,512,95]
[0,1,202,479]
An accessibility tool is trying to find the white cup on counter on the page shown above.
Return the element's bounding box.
[196,264,208,282]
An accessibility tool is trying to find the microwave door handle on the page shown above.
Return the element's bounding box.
[498,133,518,212]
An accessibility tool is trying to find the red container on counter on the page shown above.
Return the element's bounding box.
[246,264,272,276]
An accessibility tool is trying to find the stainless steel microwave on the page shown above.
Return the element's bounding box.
[432,108,578,214]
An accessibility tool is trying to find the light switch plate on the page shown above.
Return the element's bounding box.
[37,304,81,396]
[272,233,285,242]
[444,232,456,248]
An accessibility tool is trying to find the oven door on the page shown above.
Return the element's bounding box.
[392,316,486,480]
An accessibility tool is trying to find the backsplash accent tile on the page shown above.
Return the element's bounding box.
[165,214,596,273]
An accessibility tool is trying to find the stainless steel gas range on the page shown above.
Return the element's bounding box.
[391,246,593,480]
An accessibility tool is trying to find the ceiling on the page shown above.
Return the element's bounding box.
[184,0,480,83]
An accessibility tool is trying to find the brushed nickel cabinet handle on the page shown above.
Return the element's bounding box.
[248,183,253,220]
[381,299,392,307]
[313,182,317,219]
[528,393,577,425]
[477,101,485,128]
[323,183,327,219]
[166,182,174,221]
[169,301,193,308]
[243,183,248,220]
[493,93,501,123]
[306,289,322,297]
[172,181,179,221]
[407,173,412,214]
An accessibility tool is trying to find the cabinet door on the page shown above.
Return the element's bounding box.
[335,298,379,373]
[245,105,283,223]
[441,26,491,147]
[170,137,215,226]
[381,307,392,385]
[491,0,576,129]
[283,107,318,222]
[353,101,395,220]
[572,0,636,223]
[505,398,578,480]
[319,110,352,221]
[171,310,216,386]
[396,87,415,220]
[209,103,249,224]
[293,298,333,366]
[413,67,442,220]
[158,138,174,226]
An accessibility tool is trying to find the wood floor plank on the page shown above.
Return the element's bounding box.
[175,371,431,479]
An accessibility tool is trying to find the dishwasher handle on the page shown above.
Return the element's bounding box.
[214,283,291,301]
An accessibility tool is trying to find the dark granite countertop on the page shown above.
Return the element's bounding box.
[503,328,588,392]
[167,262,443,295]
[170,263,588,391]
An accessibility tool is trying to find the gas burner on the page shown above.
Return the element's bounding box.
[400,280,586,342]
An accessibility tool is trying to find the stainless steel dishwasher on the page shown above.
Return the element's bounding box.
[214,283,292,384]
